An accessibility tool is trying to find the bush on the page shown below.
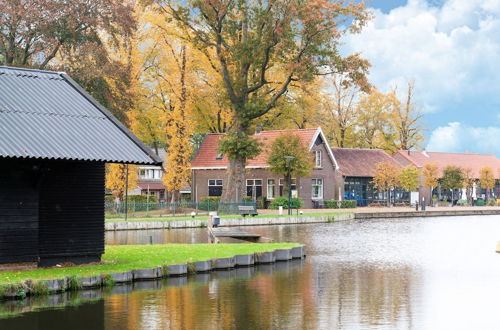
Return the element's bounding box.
[495,199,500,206]
[128,195,158,203]
[476,199,485,206]
[487,198,496,206]
[198,197,221,211]
[105,195,115,203]
[456,199,469,206]
[324,200,357,209]
[269,197,303,209]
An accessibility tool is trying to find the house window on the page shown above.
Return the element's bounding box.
[279,178,297,197]
[208,179,223,196]
[312,178,323,199]
[267,179,276,199]
[246,179,263,198]
[139,169,146,178]
[216,153,223,160]
[314,150,322,168]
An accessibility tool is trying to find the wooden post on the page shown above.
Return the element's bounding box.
[125,164,129,221]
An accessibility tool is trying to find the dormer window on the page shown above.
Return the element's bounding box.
[314,150,322,168]
[215,153,223,160]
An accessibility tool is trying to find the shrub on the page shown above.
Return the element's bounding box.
[495,199,500,207]
[105,195,115,203]
[198,196,221,211]
[324,200,357,209]
[269,197,303,209]
[487,198,496,206]
[476,199,485,206]
[456,199,469,206]
[128,195,158,203]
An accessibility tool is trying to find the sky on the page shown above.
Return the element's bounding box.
[341,0,500,155]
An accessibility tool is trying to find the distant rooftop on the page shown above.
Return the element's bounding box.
[332,148,401,177]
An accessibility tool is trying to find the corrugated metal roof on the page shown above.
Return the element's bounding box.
[0,66,161,165]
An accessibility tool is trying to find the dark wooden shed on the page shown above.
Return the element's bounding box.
[0,66,161,267]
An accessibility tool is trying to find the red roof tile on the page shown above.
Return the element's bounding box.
[332,148,401,177]
[191,128,319,168]
[394,150,500,178]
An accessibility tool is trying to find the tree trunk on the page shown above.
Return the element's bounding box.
[221,156,246,203]
[220,123,249,204]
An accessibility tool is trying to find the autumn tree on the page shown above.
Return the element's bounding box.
[106,164,138,202]
[479,166,495,201]
[155,0,370,202]
[323,71,370,148]
[422,162,439,205]
[0,0,135,68]
[267,133,314,196]
[391,81,424,150]
[356,90,396,152]
[462,167,475,204]
[441,166,463,204]
[399,165,420,193]
[371,162,401,206]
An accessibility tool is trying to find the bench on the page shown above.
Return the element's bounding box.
[238,205,258,217]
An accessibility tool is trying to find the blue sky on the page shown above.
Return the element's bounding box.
[342,0,500,155]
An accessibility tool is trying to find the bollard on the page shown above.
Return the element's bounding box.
[422,197,426,211]
[415,201,419,211]
[149,236,153,245]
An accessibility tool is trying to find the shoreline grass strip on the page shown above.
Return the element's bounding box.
[0,243,300,285]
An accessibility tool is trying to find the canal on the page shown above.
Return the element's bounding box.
[2,215,500,329]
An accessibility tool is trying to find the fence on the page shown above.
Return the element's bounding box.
[105,201,257,219]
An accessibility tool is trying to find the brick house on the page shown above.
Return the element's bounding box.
[393,150,500,203]
[190,128,340,208]
[332,148,404,206]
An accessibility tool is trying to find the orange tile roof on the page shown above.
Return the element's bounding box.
[394,150,500,178]
[332,148,402,177]
[191,128,319,168]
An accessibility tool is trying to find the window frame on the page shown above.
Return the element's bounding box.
[311,178,323,199]
[267,179,276,199]
[314,150,322,168]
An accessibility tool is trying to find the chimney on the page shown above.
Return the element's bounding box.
[255,124,263,135]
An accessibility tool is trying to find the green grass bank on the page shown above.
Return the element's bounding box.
[0,243,300,285]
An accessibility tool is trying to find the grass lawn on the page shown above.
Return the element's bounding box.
[0,243,301,285]
[105,211,352,222]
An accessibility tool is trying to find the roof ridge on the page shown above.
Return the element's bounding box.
[0,65,64,75]
[398,149,496,157]
[332,147,387,152]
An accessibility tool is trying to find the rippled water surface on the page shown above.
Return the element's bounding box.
[3,215,500,330]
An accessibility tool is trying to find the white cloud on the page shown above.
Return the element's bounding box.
[342,0,500,115]
[427,122,500,154]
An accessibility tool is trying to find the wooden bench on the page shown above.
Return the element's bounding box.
[238,205,258,217]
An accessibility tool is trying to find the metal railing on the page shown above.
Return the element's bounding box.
[105,201,257,219]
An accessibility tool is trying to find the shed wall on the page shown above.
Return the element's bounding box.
[0,160,39,264]
[39,161,105,266]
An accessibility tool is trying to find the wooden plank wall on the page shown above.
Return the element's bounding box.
[0,160,39,264]
[39,161,105,266]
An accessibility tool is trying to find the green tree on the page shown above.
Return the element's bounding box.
[371,161,401,206]
[267,133,314,195]
[399,165,420,193]
[441,166,463,204]
[155,0,370,202]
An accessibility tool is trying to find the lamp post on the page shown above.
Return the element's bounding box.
[284,156,294,215]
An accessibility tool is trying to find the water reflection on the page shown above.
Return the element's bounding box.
[4,216,500,329]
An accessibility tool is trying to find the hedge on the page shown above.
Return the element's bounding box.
[128,195,158,203]
[198,197,221,211]
[269,197,303,209]
[324,200,357,209]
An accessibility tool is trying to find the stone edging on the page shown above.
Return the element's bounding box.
[355,209,500,220]
[105,213,355,231]
[0,246,306,301]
